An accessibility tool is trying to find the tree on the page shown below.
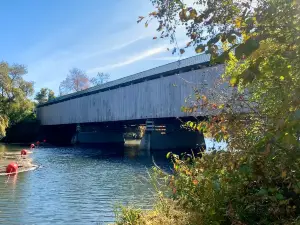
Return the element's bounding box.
[142,0,300,149]
[116,0,300,224]
[90,72,110,86]
[59,68,90,95]
[0,63,34,102]
[0,62,35,136]
[35,88,56,104]
[48,89,55,101]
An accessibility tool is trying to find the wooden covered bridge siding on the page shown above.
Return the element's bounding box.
[37,60,223,126]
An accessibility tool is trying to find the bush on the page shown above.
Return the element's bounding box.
[115,147,300,224]
[115,0,300,224]
[114,206,142,225]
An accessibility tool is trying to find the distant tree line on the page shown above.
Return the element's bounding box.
[58,68,110,96]
[34,68,110,104]
[0,62,109,138]
[34,88,55,104]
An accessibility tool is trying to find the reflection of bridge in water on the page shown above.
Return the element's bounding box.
[37,54,224,151]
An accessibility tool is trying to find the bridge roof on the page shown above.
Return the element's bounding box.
[38,54,210,107]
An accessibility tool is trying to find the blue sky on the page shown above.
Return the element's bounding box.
[0,0,195,95]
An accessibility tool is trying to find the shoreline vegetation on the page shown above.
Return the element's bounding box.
[114,0,300,224]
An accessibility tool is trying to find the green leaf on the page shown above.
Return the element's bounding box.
[195,45,205,53]
[230,77,237,86]
[235,38,259,59]
[166,152,172,159]
[276,193,284,200]
[239,164,251,174]
[213,180,221,191]
[228,34,237,44]
[257,188,268,196]
[280,76,284,81]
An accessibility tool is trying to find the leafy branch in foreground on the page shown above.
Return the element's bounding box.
[115,0,300,224]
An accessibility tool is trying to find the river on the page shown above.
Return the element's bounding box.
[0,139,225,225]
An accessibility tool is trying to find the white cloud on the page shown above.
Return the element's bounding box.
[87,45,167,73]
[149,56,185,61]
[111,36,146,51]
[150,56,180,61]
[75,35,147,61]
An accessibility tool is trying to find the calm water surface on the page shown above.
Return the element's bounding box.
[0,144,168,225]
[0,139,224,225]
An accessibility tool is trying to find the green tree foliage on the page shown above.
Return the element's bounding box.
[90,72,110,86]
[0,62,34,136]
[35,88,56,104]
[140,0,300,151]
[48,89,55,101]
[116,0,300,224]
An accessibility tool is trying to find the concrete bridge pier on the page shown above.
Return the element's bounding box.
[140,120,205,152]
[139,120,154,155]
[72,123,125,146]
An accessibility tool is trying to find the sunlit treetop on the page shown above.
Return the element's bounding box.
[140,0,300,150]
[140,0,300,62]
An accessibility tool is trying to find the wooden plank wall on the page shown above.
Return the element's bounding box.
[37,65,224,125]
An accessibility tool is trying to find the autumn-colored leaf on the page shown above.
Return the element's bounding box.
[191,33,197,40]
[189,9,197,19]
[179,8,188,22]
[186,41,192,48]
[149,11,158,16]
[153,37,157,39]
[235,17,242,28]
[192,179,198,185]
[173,188,177,194]
[281,170,287,178]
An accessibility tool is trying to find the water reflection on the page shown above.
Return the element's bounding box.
[0,144,163,224]
[0,138,225,224]
[5,173,18,186]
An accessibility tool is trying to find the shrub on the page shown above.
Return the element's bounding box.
[115,0,300,224]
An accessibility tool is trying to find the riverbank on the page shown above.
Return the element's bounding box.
[0,151,37,174]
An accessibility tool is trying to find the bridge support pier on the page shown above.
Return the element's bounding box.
[139,120,154,155]
[140,121,205,152]
[72,124,125,146]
